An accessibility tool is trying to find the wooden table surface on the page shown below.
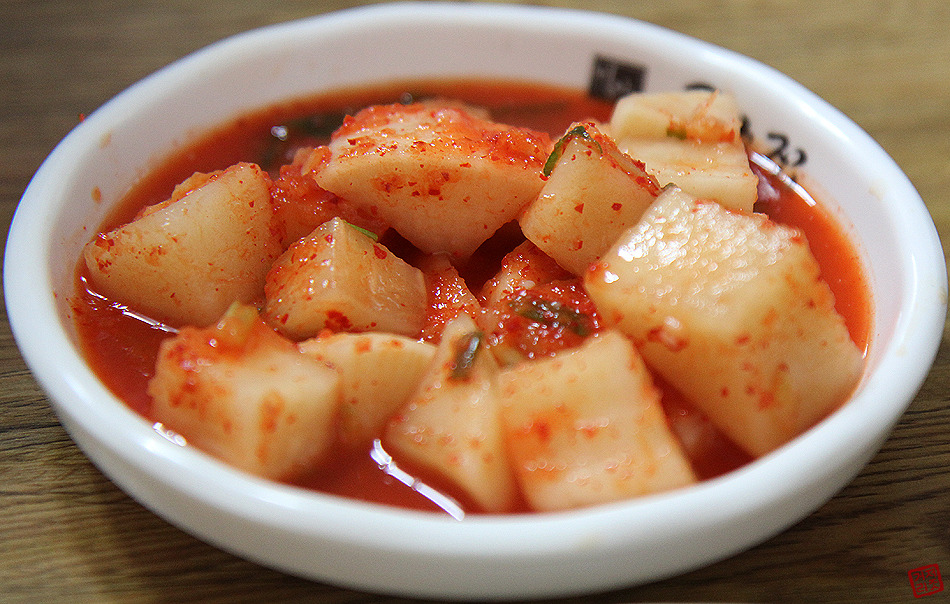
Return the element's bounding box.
[2,1,949,602]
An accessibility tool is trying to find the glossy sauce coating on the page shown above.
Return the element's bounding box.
[72,80,870,514]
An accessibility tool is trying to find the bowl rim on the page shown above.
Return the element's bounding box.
[4,2,947,599]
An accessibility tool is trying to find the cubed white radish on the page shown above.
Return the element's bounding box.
[271,148,391,248]
[298,331,436,448]
[263,217,427,340]
[479,241,571,308]
[417,253,484,343]
[478,240,575,367]
[610,90,758,212]
[619,138,759,212]
[520,122,661,275]
[147,303,341,480]
[385,315,517,513]
[84,163,281,326]
[585,186,864,456]
[498,330,696,512]
[310,101,551,258]
[611,90,744,142]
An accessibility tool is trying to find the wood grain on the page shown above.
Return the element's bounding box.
[2,1,948,602]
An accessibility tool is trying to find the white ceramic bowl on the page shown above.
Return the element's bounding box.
[5,3,946,600]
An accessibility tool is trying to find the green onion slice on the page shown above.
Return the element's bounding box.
[344,220,379,242]
[543,124,603,177]
[450,331,485,381]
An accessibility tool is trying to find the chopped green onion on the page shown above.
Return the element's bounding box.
[666,126,688,140]
[450,331,484,381]
[543,124,603,177]
[259,111,349,170]
[509,292,591,336]
[344,221,379,242]
[283,111,349,139]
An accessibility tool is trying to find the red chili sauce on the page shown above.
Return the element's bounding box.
[72,80,871,515]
